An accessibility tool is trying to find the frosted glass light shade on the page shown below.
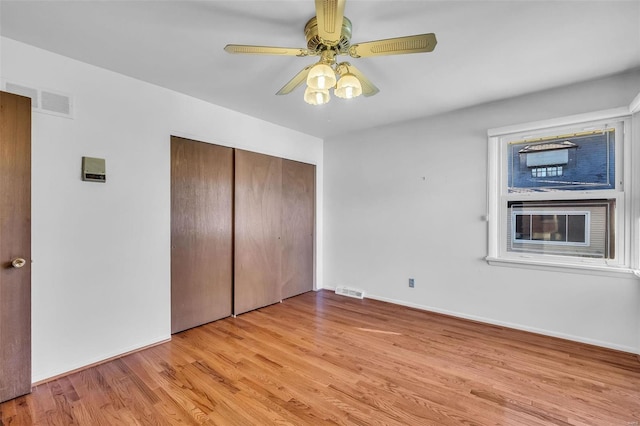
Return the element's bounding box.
[334,73,362,99]
[304,87,330,105]
[306,63,337,90]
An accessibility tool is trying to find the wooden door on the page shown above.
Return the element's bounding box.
[234,150,282,315]
[281,160,315,299]
[171,137,233,333]
[0,91,32,402]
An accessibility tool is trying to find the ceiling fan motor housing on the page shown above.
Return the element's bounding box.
[304,16,352,54]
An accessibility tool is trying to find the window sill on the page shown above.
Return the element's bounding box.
[485,256,640,279]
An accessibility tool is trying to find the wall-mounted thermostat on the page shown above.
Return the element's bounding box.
[82,156,106,182]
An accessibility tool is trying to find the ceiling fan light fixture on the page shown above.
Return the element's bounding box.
[224,0,437,104]
[334,73,362,99]
[304,86,330,105]
[306,63,337,90]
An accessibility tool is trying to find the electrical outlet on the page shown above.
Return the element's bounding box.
[409,278,415,288]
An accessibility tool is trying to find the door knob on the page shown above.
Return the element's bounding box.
[11,258,26,269]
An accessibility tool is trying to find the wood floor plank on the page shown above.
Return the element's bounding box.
[2,290,639,425]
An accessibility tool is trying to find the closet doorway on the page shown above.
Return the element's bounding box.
[170,137,314,333]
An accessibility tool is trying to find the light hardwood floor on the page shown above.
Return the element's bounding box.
[2,290,639,425]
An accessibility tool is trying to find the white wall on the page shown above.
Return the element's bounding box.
[324,69,640,353]
[1,37,324,382]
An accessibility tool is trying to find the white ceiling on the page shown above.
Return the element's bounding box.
[2,0,639,138]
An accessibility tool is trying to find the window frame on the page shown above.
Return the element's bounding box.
[486,107,638,278]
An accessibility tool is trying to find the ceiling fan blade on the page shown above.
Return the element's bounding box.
[345,64,379,97]
[224,44,311,57]
[314,0,346,46]
[276,65,313,95]
[349,33,437,58]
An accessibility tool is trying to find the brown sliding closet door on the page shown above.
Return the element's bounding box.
[171,136,233,333]
[281,159,315,299]
[234,150,282,315]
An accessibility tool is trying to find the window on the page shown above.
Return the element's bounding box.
[531,166,563,177]
[487,108,638,276]
[508,130,614,192]
[508,199,616,258]
[512,211,589,245]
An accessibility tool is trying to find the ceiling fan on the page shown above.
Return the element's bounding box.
[224,0,437,105]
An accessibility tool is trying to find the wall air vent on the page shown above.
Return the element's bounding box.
[3,80,73,119]
[5,82,39,108]
[41,90,71,116]
[335,286,365,299]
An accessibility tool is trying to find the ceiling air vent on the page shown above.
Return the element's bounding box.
[3,81,73,119]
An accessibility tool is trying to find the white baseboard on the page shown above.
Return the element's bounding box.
[322,286,637,355]
[368,293,638,354]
